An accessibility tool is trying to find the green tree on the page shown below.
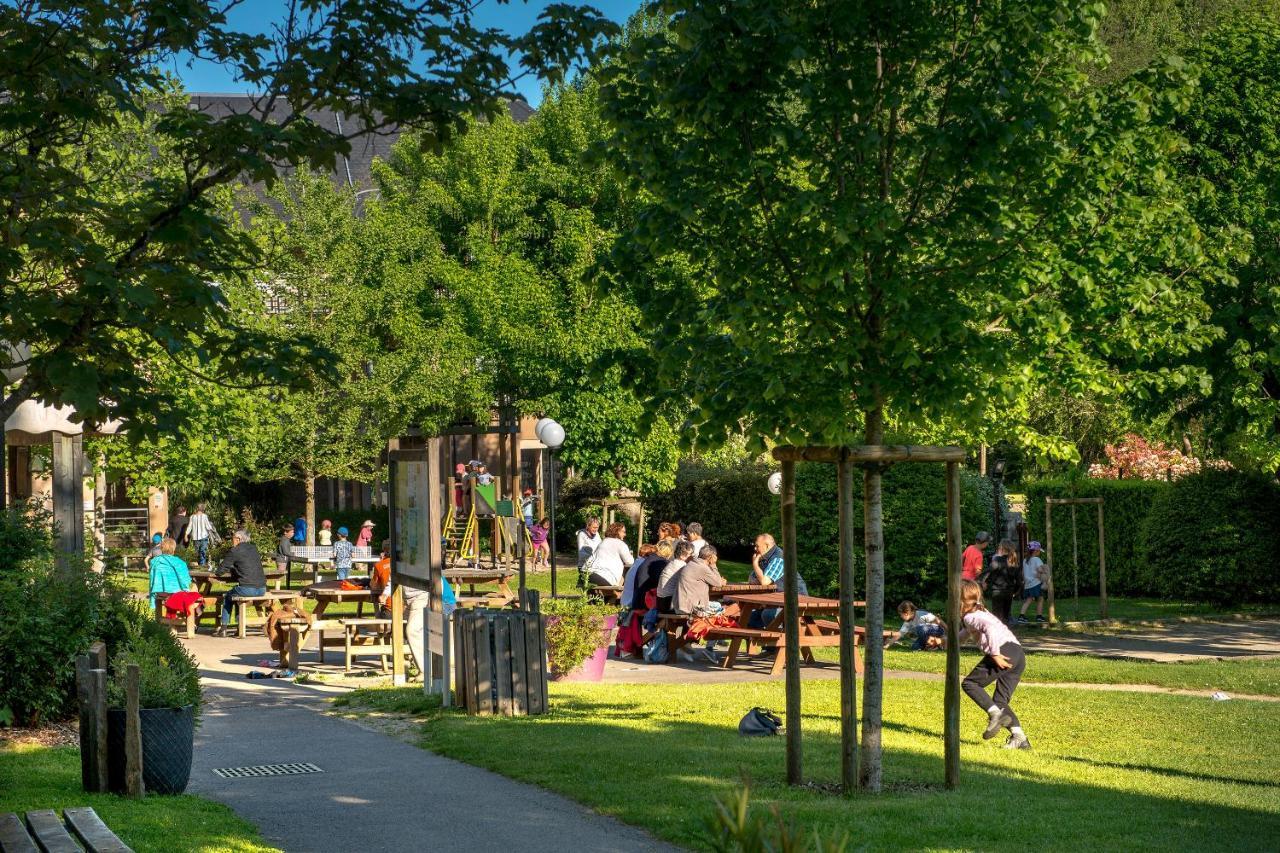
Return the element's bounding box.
[1097,0,1280,82]
[368,85,682,493]
[600,1,1228,789]
[0,0,615,432]
[1156,17,1280,472]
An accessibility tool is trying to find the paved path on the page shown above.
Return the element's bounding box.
[1020,618,1280,662]
[183,634,678,853]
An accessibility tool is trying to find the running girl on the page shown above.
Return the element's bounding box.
[959,579,1031,749]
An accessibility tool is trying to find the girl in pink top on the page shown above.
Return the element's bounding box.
[959,580,1030,749]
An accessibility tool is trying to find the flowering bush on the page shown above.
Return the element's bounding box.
[1087,433,1228,481]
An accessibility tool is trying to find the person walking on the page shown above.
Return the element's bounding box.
[963,532,990,581]
[186,503,214,567]
[979,539,1023,626]
[167,506,189,544]
[214,529,266,636]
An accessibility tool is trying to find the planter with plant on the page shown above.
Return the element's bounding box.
[540,597,618,682]
[106,620,202,795]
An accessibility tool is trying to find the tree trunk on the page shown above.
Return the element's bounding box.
[304,472,316,547]
[860,406,886,792]
[93,454,107,572]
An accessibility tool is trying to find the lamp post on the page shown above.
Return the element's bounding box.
[991,458,1006,542]
[536,418,566,598]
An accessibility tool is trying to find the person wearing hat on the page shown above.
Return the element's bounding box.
[333,526,355,580]
[962,531,990,581]
[356,519,374,549]
[1017,541,1049,624]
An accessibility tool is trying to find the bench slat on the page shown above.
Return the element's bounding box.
[704,627,783,640]
[0,813,38,853]
[22,811,79,853]
[63,808,132,853]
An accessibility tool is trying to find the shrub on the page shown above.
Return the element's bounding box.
[107,618,202,723]
[0,505,135,727]
[644,463,774,560]
[540,597,616,676]
[761,463,997,608]
[553,477,611,550]
[1138,469,1280,605]
[1023,478,1166,596]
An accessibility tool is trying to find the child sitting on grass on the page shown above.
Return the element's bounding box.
[885,601,946,650]
[959,579,1030,750]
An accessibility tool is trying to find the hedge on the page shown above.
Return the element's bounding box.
[1023,478,1165,597]
[1138,469,1280,605]
[644,465,774,560]
[758,462,998,607]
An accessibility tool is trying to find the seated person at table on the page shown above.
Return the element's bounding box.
[671,544,728,615]
[687,522,708,557]
[215,529,266,636]
[274,524,294,575]
[886,600,946,650]
[748,533,809,628]
[333,526,355,581]
[371,540,392,618]
[627,542,671,610]
[588,522,634,588]
[656,540,694,612]
[148,536,194,609]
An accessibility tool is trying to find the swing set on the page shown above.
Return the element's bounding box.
[1043,496,1108,622]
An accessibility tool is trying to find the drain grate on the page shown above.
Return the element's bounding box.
[212,762,323,779]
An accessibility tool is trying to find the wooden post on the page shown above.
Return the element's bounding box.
[75,655,95,792]
[124,663,144,798]
[52,432,84,563]
[780,459,802,786]
[836,457,858,794]
[391,585,405,685]
[1097,502,1107,620]
[91,667,108,792]
[1044,498,1055,624]
[944,461,963,789]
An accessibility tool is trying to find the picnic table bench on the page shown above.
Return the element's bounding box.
[302,580,373,619]
[1,807,131,852]
[587,585,624,605]
[443,567,515,607]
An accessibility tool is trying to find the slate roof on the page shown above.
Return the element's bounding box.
[188,93,535,191]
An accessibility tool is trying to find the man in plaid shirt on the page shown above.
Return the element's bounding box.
[749,533,807,627]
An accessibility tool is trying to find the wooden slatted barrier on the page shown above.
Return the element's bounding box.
[452,595,547,716]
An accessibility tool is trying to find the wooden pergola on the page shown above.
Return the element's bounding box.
[771,444,965,792]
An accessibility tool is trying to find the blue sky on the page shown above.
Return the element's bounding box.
[169,0,641,107]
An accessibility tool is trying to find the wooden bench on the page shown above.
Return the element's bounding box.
[587,585,623,605]
[153,598,202,639]
[228,594,281,639]
[1,808,132,852]
[337,618,403,673]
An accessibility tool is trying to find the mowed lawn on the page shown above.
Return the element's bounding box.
[0,741,277,853]
[336,677,1280,852]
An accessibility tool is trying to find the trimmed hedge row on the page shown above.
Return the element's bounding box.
[1023,478,1163,597]
[760,462,998,606]
[644,465,775,560]
[1024,471,1280,604]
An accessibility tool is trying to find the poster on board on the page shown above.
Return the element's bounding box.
[390,456,432,583]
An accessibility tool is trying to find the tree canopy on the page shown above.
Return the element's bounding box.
[0,0,615,433]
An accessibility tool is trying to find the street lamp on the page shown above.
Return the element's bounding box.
[536,418,566,597]
[991,458,1006,541]
[767,472,783,495]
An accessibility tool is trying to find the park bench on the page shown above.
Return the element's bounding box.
[587,585,623,605]
[336,617,403,673]
[1,807,132,852]
[228,593,283,638]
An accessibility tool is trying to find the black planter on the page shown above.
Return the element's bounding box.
[107,705,195,795]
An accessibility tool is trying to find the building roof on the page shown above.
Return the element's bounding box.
[189,93,535,191]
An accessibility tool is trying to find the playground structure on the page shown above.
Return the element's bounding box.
[770,444,965,794]
[445,478,531,568]
[1043,495,1107,622]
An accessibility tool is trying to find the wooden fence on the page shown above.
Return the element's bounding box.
[75,641,144,797]
[452,590,547,716]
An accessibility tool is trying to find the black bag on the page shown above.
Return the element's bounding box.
[738,706,783,736]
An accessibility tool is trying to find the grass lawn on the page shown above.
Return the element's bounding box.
[0,741,277,852]
[334,676,1280,852]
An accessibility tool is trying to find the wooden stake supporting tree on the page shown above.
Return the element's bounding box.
[772,445,965,793]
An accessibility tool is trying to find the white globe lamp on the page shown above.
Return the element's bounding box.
[767,471,783,495]
[540,420,565,450]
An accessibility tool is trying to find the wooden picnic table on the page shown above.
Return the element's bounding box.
[189,568,286,594]
[302,579,375,619]
[718,592,871,676]
[443,567,515,606]
[710,582,776,599]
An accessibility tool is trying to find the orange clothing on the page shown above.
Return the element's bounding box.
[371,556,392,601]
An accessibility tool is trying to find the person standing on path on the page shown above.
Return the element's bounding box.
[186,503,214,567]
[167,505,189,544]
[292,516,307,546]
[979,539,1023,626]
[1017,541,1049,624]
[215,529,266,636]
[356,520,375,549]
[959,579,1030,749]
[962,531,990,580]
